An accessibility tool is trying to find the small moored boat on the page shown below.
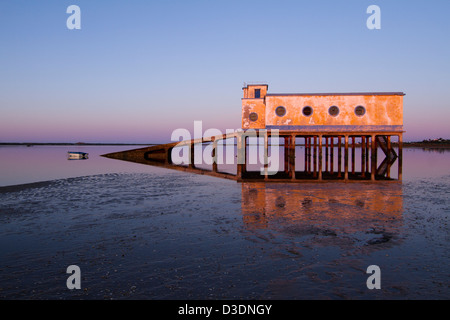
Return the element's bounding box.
[68,151,89,160]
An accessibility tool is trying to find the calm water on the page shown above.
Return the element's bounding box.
[0,145,448,299]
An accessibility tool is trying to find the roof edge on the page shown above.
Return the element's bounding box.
[266,92,405,96]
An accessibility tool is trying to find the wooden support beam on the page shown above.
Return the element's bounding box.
[365,136,370,174]
[325,137,329,174]
[398,134,403,181]
[352,136,355,175]
[371,135,376,181]
[304,137,308,173]
[284,136,289,174]
[361,136,366,178]
[337,136,342,178]
[318,135,323,180]
[236,134,244,179]
[308,137,312,174]
[189,143,195,169]
[330,136,334,175]
[386,135,391,179]
[264,132,269,180]
[313,136,317,178]
[290,134,296,180]
[372,135,378,179]
[344,135,349,180]
[212,137,218,173]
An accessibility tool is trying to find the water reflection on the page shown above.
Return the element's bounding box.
[0,145,158,186]
[241,182,403,252]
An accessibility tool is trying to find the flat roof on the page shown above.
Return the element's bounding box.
[242,84,269,89]
[266,92,405,96]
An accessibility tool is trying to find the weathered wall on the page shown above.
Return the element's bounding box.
[265,95,403,127]
[241,84,404,131]
[242,98,266,129]
[243,85,268,99]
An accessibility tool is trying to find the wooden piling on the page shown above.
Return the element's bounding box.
[337,136,342,178]
[386,135,391,179]
[189,143,195,169]
[325,137,329,175]
[212,137,218,172]
[264,132,269,180]
[284,136,289,174]
[308,137,312,174]
[351,137,355,175]
[304,137,308,173]
[398,134,403,181]
[103,129,403,183]
[290,135,296,180]
[344,135,349,180]
[371,135,376,181]
[318,135,323,180]
[365,136,370,175]
[361,136,366,178]
[313,136,317,178]
[330,137,334,175]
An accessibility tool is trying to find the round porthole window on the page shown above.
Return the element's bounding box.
[355,106,366,116]
[302,106,313,117]
[249,112,258,122]
[275,106,286,117]
[328,106,339,117]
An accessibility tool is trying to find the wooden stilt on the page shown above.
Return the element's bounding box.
[374,135,378,179]
[352,136,355,175]
[361,136,366,178]
[284,136,289,174]
[243,136,248,174]
[330,137,334,174]
[325,137,329,174]
[313,136,317,178]
[290,135,296,180]
[212,137,218,172]
[386,135,391,179]
[264,132,268,180]
[304,137,308,173]
[337,136,342,178]
[344,135,349,180]
[365,136,370,175]
[307,137,312,174]
[318,135,323,180]
[189,142,195,169]
[371,135,376,180]
[398,134,403,181]
[236,134,244,179]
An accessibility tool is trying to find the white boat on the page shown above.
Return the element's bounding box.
[68,151,89,160]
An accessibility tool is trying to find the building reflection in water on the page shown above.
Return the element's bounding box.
[241,182,403,251]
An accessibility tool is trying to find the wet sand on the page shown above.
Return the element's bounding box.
[0,170,448,300]
[0,181,54,194]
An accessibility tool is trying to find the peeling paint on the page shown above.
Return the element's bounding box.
[242,84,404,131]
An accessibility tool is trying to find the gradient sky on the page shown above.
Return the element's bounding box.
[1,0,449,143]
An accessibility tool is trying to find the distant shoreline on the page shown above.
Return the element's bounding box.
[0,143,157,146]
[402,142,450,148]
[1,141,449,148]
